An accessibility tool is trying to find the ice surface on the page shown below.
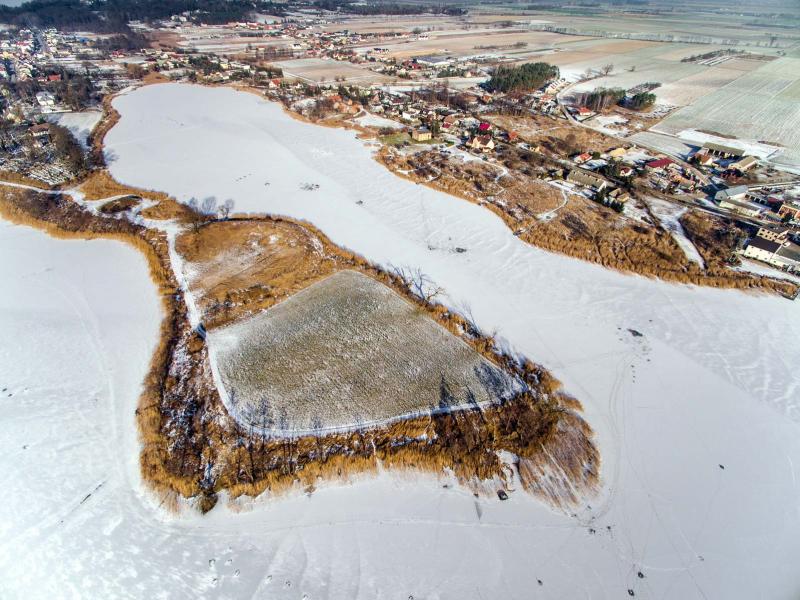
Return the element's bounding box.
[2,81,799,598]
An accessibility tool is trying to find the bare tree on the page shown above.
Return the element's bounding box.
[390,265,445,303]
[200,196,217,215]
[601,63,614,76]
[218,199,235,220]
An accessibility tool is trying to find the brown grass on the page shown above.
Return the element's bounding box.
[0,169,58,189]
[376,145,797,297]
[80,170,195,222]
[176,219,339,328]
[0,181,599,513]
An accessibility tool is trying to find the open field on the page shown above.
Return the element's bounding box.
[177,218,337,328]
[209,270,522,433]
[653,54,800,168]
[370,29,587,60]
[271,57,390,84]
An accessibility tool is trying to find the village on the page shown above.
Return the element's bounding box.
[1,8,799,279]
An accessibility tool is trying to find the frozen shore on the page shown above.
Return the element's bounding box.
[1,81,798,598]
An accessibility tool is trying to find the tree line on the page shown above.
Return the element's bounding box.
[485,62,560,93]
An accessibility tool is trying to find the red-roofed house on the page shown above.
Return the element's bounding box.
[478,122,491,133]
[645,158,674,172]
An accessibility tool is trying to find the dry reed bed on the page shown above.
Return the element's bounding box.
[0,184,599,513]
[377,147,797,297]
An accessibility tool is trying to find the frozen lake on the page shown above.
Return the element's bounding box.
[4,81,798,598]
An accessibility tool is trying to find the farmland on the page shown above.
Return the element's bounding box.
[208,270,523,434]
[271,57,390,84]
[653,53,800,168]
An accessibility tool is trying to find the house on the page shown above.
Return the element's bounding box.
[28,123,51,142]
[468,135,494,152]
[730,155,758,172]
[618,166,634,178]
[702,142,744,159]
[507,130,519,143]
[645,158,673,172]
[693,151,715,167]
[608,188,630,203]
[478,122,491,133]
[573,152,592,164]
[567,169,608,191]
[715,185,748,202]
[577,107,593,119]
[411,128,432,142]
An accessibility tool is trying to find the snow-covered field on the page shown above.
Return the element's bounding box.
[208,270,522,434]
[3,81,799,598]
[47,110,103,149]
[645,196,705,267]
[353,112,403,130]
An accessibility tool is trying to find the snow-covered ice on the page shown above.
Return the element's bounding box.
[2,82,799,598]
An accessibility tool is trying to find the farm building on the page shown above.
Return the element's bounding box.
[715,185,748,202]
[567,169,609,191]
[743,237,781,262]
[743,237,800,270]
[719,197,764,218]
[730,156,758,172]
[645,158,674,172]
[778,200,800,222]
[414,54,452,67]
[756,227,789,243]
[702,142,744,159]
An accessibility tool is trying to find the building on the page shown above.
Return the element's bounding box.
[743,237,800,271]
[411,128,432,142]
[756,227,789,243]
[35,91,56,108]
[573,152,592,164]
[719,197,763,218]
[468,135,494,152]
[702,142,744,159]
[567,169,608,191]
[743,237,781,263]
[693,150,715,167]
[730,155,758,172]
[645,158,673,172]
[414,54,452,67]
[28,123,51,141]
[778,200,800,222]
[715,185,748,202]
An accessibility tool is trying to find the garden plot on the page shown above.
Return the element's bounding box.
[208,270,523,434]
